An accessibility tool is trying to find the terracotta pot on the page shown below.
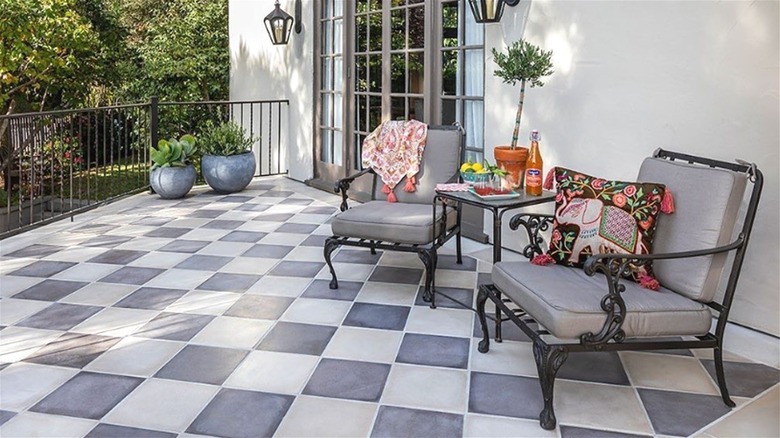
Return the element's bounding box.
[494,146,529,189]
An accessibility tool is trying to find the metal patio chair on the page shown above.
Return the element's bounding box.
[476,149,763,430]
[324,124,465,308]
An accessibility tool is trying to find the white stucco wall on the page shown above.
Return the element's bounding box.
[229,0,314,182]
[486,1,779,336]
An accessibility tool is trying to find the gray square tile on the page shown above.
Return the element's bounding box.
[10,261,77,277]
[80,235,133,248]
[6,244,63,259]
[343,303,410,331]
[472,314,532,342]
[300,235,328,247]
[275,223,318,234]
[558,351,630,385]
[131,217,174,226]
[269,261,325,278]
[468,372,543,419]
[396,333,470,369]
[114,287,189,310]
[334,249,383,265]
[234,203,271,212]
[87,250,147,265]
[74,223,119,234]
[144,227,191,238]
[219,195,254,203]
[242,244,294,258]
[253,213,295,222]
[560,425,651,438]
[303,358,390,402]
[175,255,232,271]
[134,312,214,341]
[219,231,267,243]
[85,424,176,438]
[30,371,143,419]
[261,190,294,197]
[155,345,247,385]
[437,254,477,271]
[158,240,210,253]
[369,266,423,284]
[415,286,473,310]
[13,279,88,301]
[279,198,313,206]
[637,388,732,436]
[0,411,15,426]
[302,280,362,301]
[371,406,463,438]
[628,337,693,356]
[186,388,294,438]
[302,206,338,215]
[24,332,121,368]
[17,303,103,331]
[202,220,244,230]
[701,359,780,398]
[187,209,226,218]
[257,322,336,355]
[224,295,294,320]
[99,267,165,285]
[197,273,262,292]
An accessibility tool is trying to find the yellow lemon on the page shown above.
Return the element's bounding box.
[471,162,484,172]
[460,162,473,172]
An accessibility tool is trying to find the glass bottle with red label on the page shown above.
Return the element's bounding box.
[525,130,544,196]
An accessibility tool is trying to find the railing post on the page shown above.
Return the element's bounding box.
[149,96,158,194]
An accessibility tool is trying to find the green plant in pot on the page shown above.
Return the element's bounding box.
[150,134,198,199]
[199,121,256,194]
[492,40,554,189]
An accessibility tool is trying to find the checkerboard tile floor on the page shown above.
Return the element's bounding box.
[1,176,778,437]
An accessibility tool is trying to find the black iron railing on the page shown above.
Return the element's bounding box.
[0,98,289,238]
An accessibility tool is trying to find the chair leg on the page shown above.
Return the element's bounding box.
[476,286,491,353]
[456,230,463,264]
[324,237,340,289]
[417,249,436,309]
[714,347,736,408]
[370,241,377,255]
[533,340,568,431]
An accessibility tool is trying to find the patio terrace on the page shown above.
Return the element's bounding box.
[0,176,778,437]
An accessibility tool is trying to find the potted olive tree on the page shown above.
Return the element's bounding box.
[150,134,197,199]
[492,40,554,188]
[199,121,256,194]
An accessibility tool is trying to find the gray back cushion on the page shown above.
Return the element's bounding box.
[637,157,747,302]
[372,126,462,204]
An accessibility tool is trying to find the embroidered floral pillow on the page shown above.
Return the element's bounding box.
[543,167,674,287]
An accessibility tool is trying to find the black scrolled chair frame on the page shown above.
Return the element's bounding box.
[475,148,764,430]
[325,124,467,309]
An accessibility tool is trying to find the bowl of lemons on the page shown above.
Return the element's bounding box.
[460,161,491,185]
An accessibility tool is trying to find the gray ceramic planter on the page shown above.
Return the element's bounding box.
[202,152,256,194]
[149,165,196,199]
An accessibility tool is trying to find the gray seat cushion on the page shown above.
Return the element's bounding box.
[331,201,456,245]
[493,261,713,339]
[637,157,747,302]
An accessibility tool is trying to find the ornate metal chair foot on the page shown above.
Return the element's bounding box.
[324,237,339,290]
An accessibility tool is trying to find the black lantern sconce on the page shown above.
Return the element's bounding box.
[468,0,521,24]
[265,0,302,45]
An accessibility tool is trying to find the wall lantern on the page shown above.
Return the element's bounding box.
[468,0,521,24]
[264,1,295,45]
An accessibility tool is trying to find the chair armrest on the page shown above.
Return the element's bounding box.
[508,213,555,260]
[334,168,374,211]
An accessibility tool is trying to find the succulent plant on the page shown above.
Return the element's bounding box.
[199,121,254,156]
[151,134,197,170]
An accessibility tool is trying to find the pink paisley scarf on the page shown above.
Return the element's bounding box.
[361,120,428,202]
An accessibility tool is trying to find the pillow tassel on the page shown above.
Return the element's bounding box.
[661,188,675,214]
[543,167,556,190]
[381,184,392,194]
[387,191,397,203]
[404,175,416,193]
[531,254,555,266]
[639,274,660,291]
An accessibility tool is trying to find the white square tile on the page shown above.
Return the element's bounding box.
[287,213,332,225]
[85,337,185,377]
[0,327,64,363]
[434,269,476,289]
[235,221,281,233]
[128,251,191,268]
[620,351,720,395]
[316,263,375,282]
[259,233,307,246]
[180,228,231,241]
[464,414,556,437]
[381,364,468,412]
[70,307,159,337]
[0,276,44,298]
[52,263,120,282]
[219,257,277,275]
[275,396,377,437]
[280,298,351,326]
[405,306,474,338]
[224,350,319,394]
[469,339,538,377]
[197,241,254,257]
[41,246,107,262]
[214,211,258,221]
[247,276,311,297]
[554,380,653,434]
[107,224,157,237]
[39,233,93,248]
[164,218,211,228]
[0,362,79,411]
[266,204,305,214]
[378,252,424,269]
[311,224,332,235]
[103,378,218,433]
[0,299,51,326]
[144,269,213,290]
[165,290,240,315]
[0,411,96,437]
[190,316,273,349]
[323,327,403,363]
[355,282,418,306]
[284,246,325,262]
[0,258,37,275]
[58,283,137,307]
[253,196,288,205]
[114,237,172,251]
